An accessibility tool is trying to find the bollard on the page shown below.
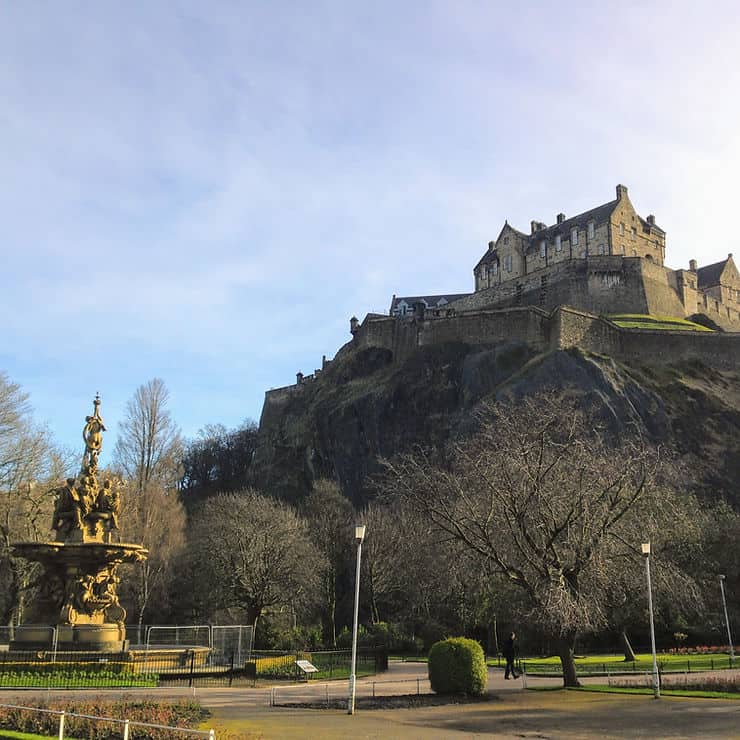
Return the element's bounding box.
[58,711,65,740]
[326,683,329,708]
[209,730,215,740]
[417,678,420,695]
[123,719,130,740]
[372,682,375,698]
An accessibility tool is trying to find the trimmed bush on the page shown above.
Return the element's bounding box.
[428,637,487,695]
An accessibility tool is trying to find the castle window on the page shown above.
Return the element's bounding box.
[598,243,605,255]
[587,221,595,239]
[503,236,509,245]
[571,228,578,246]
[505,255,513,272]
[620,222,625,236]
[631,226,637,237]
[492,262,498,275]
[540,240,547,257]
[555,234,562,252]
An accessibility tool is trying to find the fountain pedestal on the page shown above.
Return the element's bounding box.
[11,541,147,652]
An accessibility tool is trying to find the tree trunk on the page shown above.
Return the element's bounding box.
[620,629,636,662]
[247,605,262,635]
[558,632,580,687]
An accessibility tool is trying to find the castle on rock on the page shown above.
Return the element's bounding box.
[391,184,739,330]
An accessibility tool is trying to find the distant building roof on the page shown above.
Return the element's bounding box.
[697,258,729,288]
[390,293,471,314]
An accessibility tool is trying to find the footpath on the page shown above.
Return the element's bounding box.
[1,661,739,738]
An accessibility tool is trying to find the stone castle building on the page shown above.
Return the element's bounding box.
[265,185,740,408]
[391,184,739,331]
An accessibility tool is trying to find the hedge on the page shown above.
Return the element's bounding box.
[428,637,487,696]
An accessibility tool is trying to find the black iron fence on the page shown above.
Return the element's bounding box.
[0,649,386,689]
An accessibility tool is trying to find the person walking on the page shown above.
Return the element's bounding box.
[503,631,519,679]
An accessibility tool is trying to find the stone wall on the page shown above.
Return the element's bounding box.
[345,304,740,370]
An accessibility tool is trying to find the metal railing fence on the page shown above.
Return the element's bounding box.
[269,676,432,707]
[520,654,737,676]
[0,702,214,740]
[0,648,384,689]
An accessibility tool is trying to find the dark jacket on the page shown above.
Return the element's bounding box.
[503,636,517,659]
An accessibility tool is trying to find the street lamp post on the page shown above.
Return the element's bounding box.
[641,542,660,699]
[719,575,735,667]
[348,524,366,715]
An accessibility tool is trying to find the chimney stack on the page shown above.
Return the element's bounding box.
[488,240,495,250]
[557,213,565,224]
[531,220,538,234]
[616,184,628,199]
[350,316,359,334]
[689,259,697,272]
[647,214,655,225]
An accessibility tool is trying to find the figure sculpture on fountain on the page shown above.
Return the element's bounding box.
[50,396,121,545]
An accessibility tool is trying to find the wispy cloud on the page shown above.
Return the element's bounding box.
[2,0,740,448]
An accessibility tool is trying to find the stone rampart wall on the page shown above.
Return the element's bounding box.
[347,304,740,370]
[264,305,740,405]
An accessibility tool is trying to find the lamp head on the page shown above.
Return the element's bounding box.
[719,574,726,581]
[355,525,366,543]
[641,542,651,557]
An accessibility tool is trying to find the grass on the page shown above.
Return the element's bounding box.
[572,685,740,700]
[606,314,713,331]
[520,652,736,674]
[0,671,158,688]
[0,732,79,740]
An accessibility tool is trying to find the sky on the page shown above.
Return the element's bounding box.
[2,1,740,460]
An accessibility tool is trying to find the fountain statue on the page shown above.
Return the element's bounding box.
[12,395,148,652]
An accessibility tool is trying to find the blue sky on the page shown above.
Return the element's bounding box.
[2,1,740,459]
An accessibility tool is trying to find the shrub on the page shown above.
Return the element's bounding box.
[0,700,208,740]
[428,637,487,696]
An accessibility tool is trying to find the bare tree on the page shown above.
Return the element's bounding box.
[0,372,69,624]
[112,379,184,627]
[191,490,326,629]
[113,378,182,494]
[381,393,702,686]
[303,479,353,646]
[117,478,186,626]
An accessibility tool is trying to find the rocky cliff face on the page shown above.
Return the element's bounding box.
[252,340,740,507]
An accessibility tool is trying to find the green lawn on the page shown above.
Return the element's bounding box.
[0,671,158,688]
[606,314,713,331]
[573,685,740,700]
[520,653,736,674]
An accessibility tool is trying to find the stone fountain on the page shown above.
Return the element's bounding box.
[11,395,147,652]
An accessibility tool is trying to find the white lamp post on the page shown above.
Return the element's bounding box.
[641,542,660,699]
[719,575,735,667]
[348,524,366,715]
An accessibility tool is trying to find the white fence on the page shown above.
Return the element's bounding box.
[0,703,214,740]
[1,624,254,667]
[144,625,254,666]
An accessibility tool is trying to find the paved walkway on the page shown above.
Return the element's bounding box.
[1,661,739,738]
